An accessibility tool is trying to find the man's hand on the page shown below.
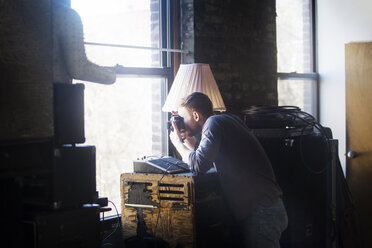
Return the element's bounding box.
[170,121,184,146]
[169,120,197,150]
[169,120,193,163]
[182,133,198,150]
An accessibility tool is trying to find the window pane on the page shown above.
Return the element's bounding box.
[72,0,161,67]
[75,77,166,215]
[85,45,161,68]
[278,78,317,117]
[276,0,313,73]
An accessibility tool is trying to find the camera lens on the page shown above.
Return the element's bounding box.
[167,114,185,131]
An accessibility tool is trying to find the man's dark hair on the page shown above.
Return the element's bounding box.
[180,92,213,118]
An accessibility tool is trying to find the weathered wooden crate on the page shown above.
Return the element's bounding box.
[121,173,195,248]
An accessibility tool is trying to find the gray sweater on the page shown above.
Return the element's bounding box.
[189,113,282,220]
[52,3,115,84]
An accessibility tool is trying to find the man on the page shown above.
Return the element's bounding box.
[169,92,288,248]
[53,1,116,84]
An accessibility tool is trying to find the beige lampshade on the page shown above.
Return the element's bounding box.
[162,63,226,112]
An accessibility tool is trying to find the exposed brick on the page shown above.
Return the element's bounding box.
[151,13,159,22]
[152,144,161,152]
[152,135,161,142]
[182,0,278,116]
[151,23,159,31]
[152,115,160,123]
[152,124,162,133]
[151,33,159,41]
[150,2,159,12]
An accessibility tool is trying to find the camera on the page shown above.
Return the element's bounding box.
[167,114,185,131]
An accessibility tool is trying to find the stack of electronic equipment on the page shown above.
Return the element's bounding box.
[243,105,339,248]
[0,84,100,248]
[133,156,190,174]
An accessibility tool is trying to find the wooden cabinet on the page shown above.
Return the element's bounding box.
[121,172,234,248]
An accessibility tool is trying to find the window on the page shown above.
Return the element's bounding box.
[71,0,175,216]
[276,0,318,118]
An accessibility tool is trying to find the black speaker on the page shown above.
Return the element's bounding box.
[256,131,330,248]
[0,179,23,248]
[52,145,97,208]
[54,83,85,146]
[23,206,100,248]
[22,145,97,209]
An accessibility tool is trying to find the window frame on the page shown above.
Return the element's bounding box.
[276,0,319,120]
[69,0,180,218]
[80,0,177,156]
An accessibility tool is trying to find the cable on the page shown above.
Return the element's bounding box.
[144,155,162,159]
[244,105,316,130]
[243,105,301,115]
[153,164,172,237]
[285,110,331,174]
[288,111,331,174]
[244,105,332,174]
[101,200,121,247]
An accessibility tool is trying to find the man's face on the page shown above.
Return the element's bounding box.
[177,106,202,136]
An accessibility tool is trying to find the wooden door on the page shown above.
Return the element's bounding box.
[345,41,372,247]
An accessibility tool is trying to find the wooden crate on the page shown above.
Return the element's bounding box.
[121,173,195,248]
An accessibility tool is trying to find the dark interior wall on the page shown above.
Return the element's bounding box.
[181,0,277,117]
[0,0,53,142]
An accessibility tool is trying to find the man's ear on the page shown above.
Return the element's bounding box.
[192,111,200,121]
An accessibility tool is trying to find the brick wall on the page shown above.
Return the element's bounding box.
[0,0,53,142]
[302,0,313,72]
[181,0,278,117]
[150,0,163,156]
[180,0,195,64]
[301,0,315,115]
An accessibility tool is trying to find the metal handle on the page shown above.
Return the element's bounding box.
[347,150,357,159]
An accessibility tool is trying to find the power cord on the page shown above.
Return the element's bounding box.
[153,163,172,237]
[101,200,121,247]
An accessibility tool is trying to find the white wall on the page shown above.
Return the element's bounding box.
[317,0,372,173]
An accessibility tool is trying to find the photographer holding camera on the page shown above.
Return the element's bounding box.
[169,92,287,248]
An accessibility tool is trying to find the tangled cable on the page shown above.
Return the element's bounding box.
[243,105,332,174]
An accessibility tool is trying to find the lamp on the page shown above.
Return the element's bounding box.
[162,63,226,112]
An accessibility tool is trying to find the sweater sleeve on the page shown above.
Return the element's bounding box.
[57,6,116,84]
[188,117,221,173]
